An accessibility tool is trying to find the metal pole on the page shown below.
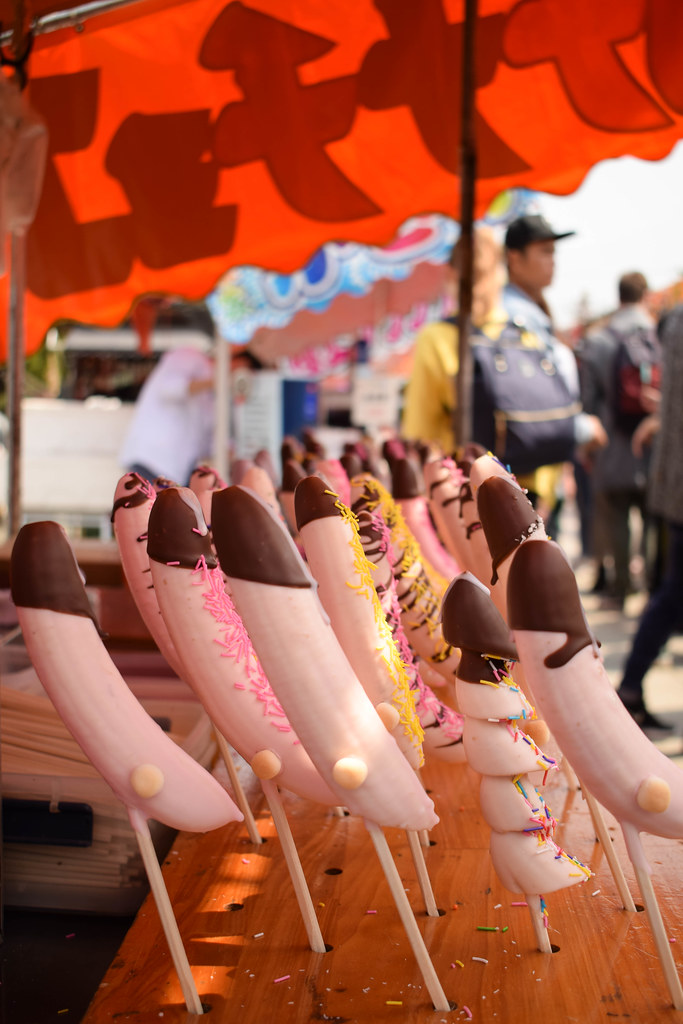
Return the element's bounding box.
[7,231,26,536]
[455,0,477,455]
[213,332,230,484]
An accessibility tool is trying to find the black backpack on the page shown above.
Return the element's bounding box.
[608,323,661,433]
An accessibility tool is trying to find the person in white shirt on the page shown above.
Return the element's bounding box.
[119,345,215,486]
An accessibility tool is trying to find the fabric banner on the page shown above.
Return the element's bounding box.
[2,0,683,357]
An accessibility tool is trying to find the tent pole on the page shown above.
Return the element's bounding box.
[455,0,477,455]
[7,231,26,537]
[213,333,229,484]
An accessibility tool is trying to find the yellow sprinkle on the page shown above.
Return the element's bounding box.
[318,902,325,907]
[386,1000,403,1006]
[455,959,465,968]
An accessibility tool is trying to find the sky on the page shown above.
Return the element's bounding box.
[534,139,683,330]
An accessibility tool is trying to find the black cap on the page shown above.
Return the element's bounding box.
[505,214,574,251]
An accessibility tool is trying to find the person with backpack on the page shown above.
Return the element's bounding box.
[400,221,605,523]
[577,272,661,608]
[501,214,607,531]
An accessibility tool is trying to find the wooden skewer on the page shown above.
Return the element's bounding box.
[630,843,683,1011]
[213,729,262,845]
[366,819,451,1012]
[131,812,204,1016]
[406,829,439,917]
[260,778,327,954]
[525,893,552,954]
[579,781,636,912]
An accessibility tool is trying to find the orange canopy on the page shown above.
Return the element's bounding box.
[3,0,683,358]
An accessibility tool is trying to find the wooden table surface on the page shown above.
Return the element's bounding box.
[83,751,683,1023]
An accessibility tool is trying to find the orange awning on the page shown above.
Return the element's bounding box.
[3,0,683,358]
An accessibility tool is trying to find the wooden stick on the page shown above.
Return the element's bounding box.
[132,816,204,1016]
[366,819,450,1012]
[260,778,326,954]
[579,781,636,912]
[213,729,262,845]
[413,770,432,848]
[406,829,439,917]
[525,893,552,954]
[632,860,683,1009]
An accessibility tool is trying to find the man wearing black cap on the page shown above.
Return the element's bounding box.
[503,214,606,522]
[504,213,574,353]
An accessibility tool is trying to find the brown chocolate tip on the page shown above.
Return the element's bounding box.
[476,476,544,584]
[442,573,518,662]
[391,457,425,500]
[111,472,154,522]
[281,459,308,494]
[10,522,97,622]
[340,452,363,480]
[212,485,312,588]
[507,540,593,668]
[147,487,217,569]
[190,465,226,490]
[294,475,341,531]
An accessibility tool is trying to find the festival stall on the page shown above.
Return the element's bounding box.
[2,3,683,1019]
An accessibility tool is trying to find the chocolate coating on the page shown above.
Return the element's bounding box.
[340,452,363,480]
[212,485,312,588]
[147,487,217,569]
[111,472,153,522]
[294,475,340,530]
[190,465,226,489]
[382,437,405,467]
[10,522,97,622]
[442,574,518,674]
[391,457,425,500]
[477,476,544,584]
[281,435,303,467]
[281,458,308,494]
[507,539,593,668]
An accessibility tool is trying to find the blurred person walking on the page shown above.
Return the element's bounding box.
[578,272,660,608]
[618,302,683,731]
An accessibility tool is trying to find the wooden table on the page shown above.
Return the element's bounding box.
[83,755,683,1023]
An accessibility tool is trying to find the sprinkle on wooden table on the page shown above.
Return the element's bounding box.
[477,925,498,931]
[366,909,377,914]
[253,933,264,939]
[273,975,290,984]
[386,1000,403,1005]
[318,902,325,907]
[591,889,601,896]
[463,1005,473,1019]
[501,926,509,933]
[493,903,502,909]
[57,1011,69,1016]
[670,937,677,943]
[241,858,250,864]
[65,933,75,939]
[472,956,488,964]
[455,960,464,968]
[510,901,528,906]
